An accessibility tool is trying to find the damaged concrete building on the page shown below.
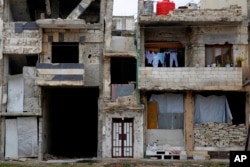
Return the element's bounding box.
[138,0,250,160]
[0,0,112,160]
[0,0,250,162]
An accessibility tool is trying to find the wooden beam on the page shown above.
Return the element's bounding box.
[145,42,184,49]
[184,91,194,157]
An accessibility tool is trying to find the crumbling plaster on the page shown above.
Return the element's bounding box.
[3,23,42,54]
[199,0,248,16]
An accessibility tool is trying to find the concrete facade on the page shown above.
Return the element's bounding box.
[0,0,250,162]
[138,0,250,159]
[0,0,114,160]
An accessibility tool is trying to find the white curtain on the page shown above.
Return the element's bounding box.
[195,95,233,123]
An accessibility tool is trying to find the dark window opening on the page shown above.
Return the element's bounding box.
[27,0,46,21]
[145,42,185,67]
[205,44,233,67]
[52,42,79,63]
[9,54,38,75]
[111,57,136,84]
[197,91,245,125]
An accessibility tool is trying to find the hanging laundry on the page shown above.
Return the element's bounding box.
[146,50,154,65]
[152,51,159,67]
[157,52,164,66]
[169,50,178,67]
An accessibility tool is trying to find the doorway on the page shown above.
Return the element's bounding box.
[43,87,99,158]
[112,118,134,158]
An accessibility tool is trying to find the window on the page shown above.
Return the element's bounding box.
[147,93,184,129]
[111,57,136,84]
[205,44,232,67]
[145,42,185,67]
[52,42,79,63]
[9,54,38,75]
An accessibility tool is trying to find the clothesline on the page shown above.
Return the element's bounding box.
[145,49,178,67]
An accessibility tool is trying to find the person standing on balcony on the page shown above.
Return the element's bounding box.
[215,48,222,66]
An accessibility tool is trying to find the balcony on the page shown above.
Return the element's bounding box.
[35,63,84,86]
[139,5,243,26]
[104,36,136,57]
[138,67,242,91]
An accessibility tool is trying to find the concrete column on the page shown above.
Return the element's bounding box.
[45,0,51,16]
[67,0,95,19]
[103,58,110,98]
[138,0,144,16]
[51,0,59,19]
[38,117,43,161]
[104,0,113,50]
[184,91,194,157]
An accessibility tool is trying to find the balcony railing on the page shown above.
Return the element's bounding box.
[35,63,84,86]
[138,67,242,91]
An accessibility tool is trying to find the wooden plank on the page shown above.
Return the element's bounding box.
[147,102,158,129]
[53,32,59,42]
[145,42,183,49]
[37,69,84,75]
[184,91,194,157]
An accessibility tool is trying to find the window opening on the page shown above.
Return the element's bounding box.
[111,57,136,84]
[205,44,232,67]
[9,54,38,75]
[52,42,79,63]
[145,42,185,67]
[147,93,184,129]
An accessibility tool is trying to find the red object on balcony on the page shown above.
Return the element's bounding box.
[156,0,175,15]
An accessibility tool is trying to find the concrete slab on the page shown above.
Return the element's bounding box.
[5,119,18,159]
[7,74,24,113]
[36,19,86,29]
[17,117,38,157]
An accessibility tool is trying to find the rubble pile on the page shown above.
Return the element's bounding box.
[194,122,247,147]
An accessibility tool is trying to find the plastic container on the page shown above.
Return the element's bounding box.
[156,0,175,15]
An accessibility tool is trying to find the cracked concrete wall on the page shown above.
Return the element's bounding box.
[199,0,248,16]
[3,23,42,54]
[23,67,41,114]
[0,0,112,160]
